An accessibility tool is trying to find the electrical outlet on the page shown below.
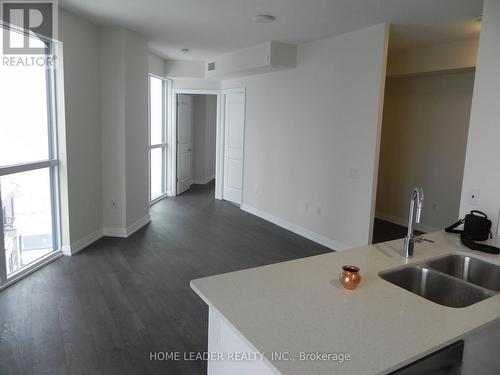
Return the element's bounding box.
[468,189,480,206]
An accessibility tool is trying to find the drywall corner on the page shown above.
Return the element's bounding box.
[149,53,166,76]
[459,0,500,230]
[100,26,127,231]
[59,8,104,247]
[367,23,390,245]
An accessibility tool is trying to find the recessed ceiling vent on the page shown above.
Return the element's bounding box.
[207,62,216,71]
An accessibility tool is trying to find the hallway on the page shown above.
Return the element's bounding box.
[0,181,331,375]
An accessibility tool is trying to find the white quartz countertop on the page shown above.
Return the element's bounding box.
[191,231,500,375]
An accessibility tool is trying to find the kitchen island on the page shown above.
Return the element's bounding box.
[191,231,500,374]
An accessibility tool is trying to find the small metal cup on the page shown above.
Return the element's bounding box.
[339,265,361,290]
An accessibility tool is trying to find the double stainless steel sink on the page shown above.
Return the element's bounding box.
[379,254,500,308]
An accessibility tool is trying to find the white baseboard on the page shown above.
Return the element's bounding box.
[61,215,151,256]
[103,214,151,238]
[241,204,351,251]
[192,175,215,185]
[126,214,151,236]
[102,227,127,238]
[375,211,439,233]
[62,228,104,256]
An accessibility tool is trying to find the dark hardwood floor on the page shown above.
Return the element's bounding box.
[0,181,331,375]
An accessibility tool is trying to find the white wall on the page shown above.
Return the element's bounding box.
[59,9,103,247]
[376,72,474,232]
[460,0,500,233]
[172,78,220,90]
[124,31,149,228]
[56,9,150,252]
[222,23,389,249]
[149,53,165,76]
[100,27,127,231]
[387,39,479,77]
[205,95,217,180]
[101,26,150,235]
[165,59,204,78]
[192,95,217,183]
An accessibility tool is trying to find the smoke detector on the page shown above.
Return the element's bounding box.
[253,14,276,23]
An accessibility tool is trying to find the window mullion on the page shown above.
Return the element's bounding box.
[46,41,58,162]
[0,159,58,177]
[150,143,167,149]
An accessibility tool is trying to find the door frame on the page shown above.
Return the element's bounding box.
[175,94,194,195]
[219,87,247,203]
[169,87,246,200]
[170,89,222,197]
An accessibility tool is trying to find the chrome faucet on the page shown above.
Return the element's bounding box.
[403,186,424,258]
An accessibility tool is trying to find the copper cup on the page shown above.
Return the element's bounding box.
[339,265,361,290]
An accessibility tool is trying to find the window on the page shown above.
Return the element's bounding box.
[148,75,169,203]
[0,26,60,284]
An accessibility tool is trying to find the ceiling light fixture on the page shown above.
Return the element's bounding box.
[180,48,190,54]
[253,14,276,23]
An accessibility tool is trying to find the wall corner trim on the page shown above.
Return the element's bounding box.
[102,227,128,238]
[103,214,151,239]
[62,228,104,256]
[240,204,351,251]
[125,214,152,237]
[63,214,152,256]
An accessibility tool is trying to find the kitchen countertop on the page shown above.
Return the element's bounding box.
[190,231,500,375]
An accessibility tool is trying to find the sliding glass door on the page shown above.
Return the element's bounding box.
[0,27,60,286]
[148,75,169,203]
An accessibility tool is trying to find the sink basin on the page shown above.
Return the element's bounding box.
[425,255,500,292]
[380,266,497,308]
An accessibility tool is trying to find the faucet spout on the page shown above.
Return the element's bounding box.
[414,186,424,224]
[403,187,424,258]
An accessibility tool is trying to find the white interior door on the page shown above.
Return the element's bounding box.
[223,91,245,205]
[177,94,193,194]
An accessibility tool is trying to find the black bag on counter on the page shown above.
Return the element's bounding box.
[445,210,500,254]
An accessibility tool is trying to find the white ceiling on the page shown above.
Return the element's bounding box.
[60,0,484,61]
